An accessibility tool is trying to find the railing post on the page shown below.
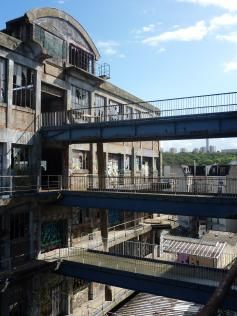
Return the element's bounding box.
[9,176,13,196]
[59,175,63,190]
[37,175,41,192]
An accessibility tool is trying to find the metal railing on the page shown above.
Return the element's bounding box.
[77,218,149,250]
[42,247,236,289]
[0,174,236,197]
[65,175,237,197]
[40,91,237,127]
[109,240,236,269]
[0,175,38,196]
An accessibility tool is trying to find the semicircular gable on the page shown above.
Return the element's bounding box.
[26,7,100,60]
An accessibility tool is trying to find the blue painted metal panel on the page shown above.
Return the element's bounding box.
[58,191,237,219]
[41,112,237,143]
[57,260,237,311]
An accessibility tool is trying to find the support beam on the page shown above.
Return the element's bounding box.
[41,111,237,143]
[58,191,237,219]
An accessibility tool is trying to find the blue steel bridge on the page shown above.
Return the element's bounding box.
[40,91,237,142]
[41,247,237,312]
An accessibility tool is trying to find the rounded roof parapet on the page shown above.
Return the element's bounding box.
[26,7,100,60]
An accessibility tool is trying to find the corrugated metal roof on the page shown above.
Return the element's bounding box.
[114,293,201,316]
[162,235,226,258]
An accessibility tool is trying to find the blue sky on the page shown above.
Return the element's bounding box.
[1,0,237,151]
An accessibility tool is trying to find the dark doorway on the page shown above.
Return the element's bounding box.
[41,84,65,113]
[42,147,63,175]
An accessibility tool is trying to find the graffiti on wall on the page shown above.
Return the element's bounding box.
[41,220,67,252]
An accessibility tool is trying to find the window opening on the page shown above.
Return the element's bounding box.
[108,100,122,121]
[94,94,105,121]
[13,63,35,108]
[72,150,89,172]
[125,155,132,171]
[11,145,30,173]
[136,156,142,171]
[69,43,94,73]
[71,85,89,110]
[0,58,6,103]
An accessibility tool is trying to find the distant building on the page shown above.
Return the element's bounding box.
[199,146,207,153]
[209,146,216,153]
[169,147,177,153]
[180,147,187,153]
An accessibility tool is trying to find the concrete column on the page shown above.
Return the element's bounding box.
[66,87,72,111]
[35,67,42,125]
[6,59,14,128]
[97,142,106,188]
[158,152,163,177]
[88,282,94,300]
[97,142,112,301]
[3,142,11,176]
[97,142,108,247]
[131,147,136,183]
[121,154,125,176]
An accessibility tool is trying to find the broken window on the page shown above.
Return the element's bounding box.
[125,106,133,119]
[34,25,66,59]
[71,85,89,110]
[72,150,89,171]
[69,43,94,73]
[94,94,105,121]
[125,155,132,171]
[0,58,6,103]
[11,145,30,172]
[13,63,35,108]
[108,100,122,121]
[136,156,142,171]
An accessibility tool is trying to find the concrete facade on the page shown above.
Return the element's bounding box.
[0,8,160,316]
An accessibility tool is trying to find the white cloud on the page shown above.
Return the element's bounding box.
[132,23,161,36]
[177,0,237,12]
[97,41,125,58]
[216,32,237,42]
[158,47,166,53]
[209,14,237,31]
[224,61,237,72]
[142,24,156,33]
[142,21,208,46]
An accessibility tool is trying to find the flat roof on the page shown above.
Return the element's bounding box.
[162,235,226,258]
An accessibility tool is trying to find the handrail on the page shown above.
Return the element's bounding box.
[39,91,237,127]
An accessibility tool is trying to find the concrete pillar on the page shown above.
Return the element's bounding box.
[131,147,136,183]
[120,154,125,180]
[158,152,163,177]
[3,143,11,177]
[88,282,94,300]
[6,59,14,128]
[35,67,42,124]
[97,142,112,301]
[97,142,105,185]
[66,87,72,111]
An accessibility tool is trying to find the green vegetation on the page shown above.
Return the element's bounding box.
[162,152,237,166]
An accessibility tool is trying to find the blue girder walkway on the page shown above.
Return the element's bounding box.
[56,250,237,311]
[57,191,237,218]
[41,111,237,143]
